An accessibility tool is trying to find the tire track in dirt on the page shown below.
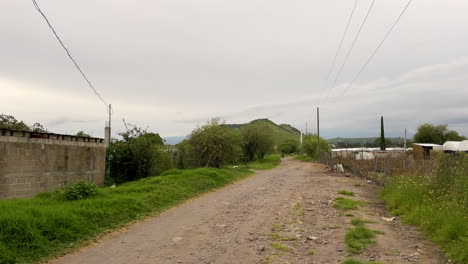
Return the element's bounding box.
[51,159,447,264]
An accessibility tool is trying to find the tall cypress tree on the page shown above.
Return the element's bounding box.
[380,116,386,150]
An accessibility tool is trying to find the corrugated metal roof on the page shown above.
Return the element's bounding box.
[413,143,442,147]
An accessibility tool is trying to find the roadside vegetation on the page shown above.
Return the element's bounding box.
[333,197,365,211]
[381,153,468,263]
[345,217,384,254]
[0,117,290,264]
[338,190,355,196]
[342,259,381,264]
[0,167,253,263]
[246,154,281,170]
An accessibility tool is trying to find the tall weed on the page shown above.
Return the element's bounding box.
[382,153,468,263]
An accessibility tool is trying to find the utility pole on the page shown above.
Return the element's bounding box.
[317,107,320,159]
[404,128,407,151]
[300,131,303,145]
[305,122,308,135]
[108,104,112,135]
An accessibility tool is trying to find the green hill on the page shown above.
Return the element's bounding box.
[226,119,300,146]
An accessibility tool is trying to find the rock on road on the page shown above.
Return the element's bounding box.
[51,159,446,264]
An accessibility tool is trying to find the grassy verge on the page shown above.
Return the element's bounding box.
[0,168,253,264]
[293,154,314,162]
[246,154,282,170]
[381,154,467,263]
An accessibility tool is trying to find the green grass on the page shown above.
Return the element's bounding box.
[342,258,381,264]
[271,242,294,253]
[333,197,365,211]
[345,226,383,254]
[0,168,253,264]
[351,218,375,226]
[338,190,355,196]
[294,154,314,162]
[247,154,282,170]
[381,154,468,263]
[269,233,298,241]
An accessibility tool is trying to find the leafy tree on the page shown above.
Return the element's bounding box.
[189,119,243,168]
[107,124,172,183]
[31,123,47,133]
[301,134,330,159]
[0,114,30,130]
[278,139,299,154]
[240,124,274,161]
[445,130,466,141]
[76,131,91,137]
[414,123,466,145]
[175,139,194,169]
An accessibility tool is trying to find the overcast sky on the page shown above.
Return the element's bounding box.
[1,0,467,139]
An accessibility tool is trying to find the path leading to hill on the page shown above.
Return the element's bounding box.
[51,159,446,264]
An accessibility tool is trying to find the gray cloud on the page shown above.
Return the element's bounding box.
[1,0,468,138]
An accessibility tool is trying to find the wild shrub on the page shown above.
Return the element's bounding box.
[301,134,330,159]
[63,181,97,200]
[107,125,173,183]
[189,119,243,168]
[278,139,299,154]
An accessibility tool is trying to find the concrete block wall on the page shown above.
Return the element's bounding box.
[0,128,107,199]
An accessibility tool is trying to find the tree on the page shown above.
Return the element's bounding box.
[0,114,30,130]
[413,123,466,145]
[189,119,243,168]
[31,123,47,133]
[76,131,91,137]
[301,134,330,159]
[380,116,386,150]
[240,124,274,161]
[278,139,299,154]
[107,124,172,183]
[445,130,466,141]
[175,139,194,169]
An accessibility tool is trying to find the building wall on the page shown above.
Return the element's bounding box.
[0,129,107,199]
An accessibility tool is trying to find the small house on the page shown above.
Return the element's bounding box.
[412,143,443,160]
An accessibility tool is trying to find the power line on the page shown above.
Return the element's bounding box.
[342,0,414,95]
[323,0,377,104]
[32,0,109,109]
[325,0,359,80]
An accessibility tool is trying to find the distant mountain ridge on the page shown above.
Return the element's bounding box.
[226,118,300,145]
[164,119,300,146]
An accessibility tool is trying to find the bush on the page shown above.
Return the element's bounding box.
[107,125,173,183]
[301,134,330,159]
[189,119,243,168]
[174,139,195,169]
[63,181,97,200]
[278,139,299,154]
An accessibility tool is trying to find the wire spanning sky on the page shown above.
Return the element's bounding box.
[1,0,468,138]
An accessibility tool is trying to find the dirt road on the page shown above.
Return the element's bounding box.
[51,159,446,264]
